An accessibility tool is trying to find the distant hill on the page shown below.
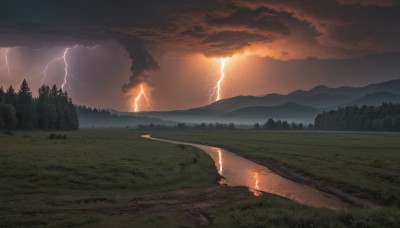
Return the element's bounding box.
[121,79,400,124]
[203,79,400,112]
[289,79,400,97]
[204,93,353,112]
[134,102,319,124]
[346,92,400,107]
[225,102,319,120]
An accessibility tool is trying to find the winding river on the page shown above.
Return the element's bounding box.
[143,134,349,210]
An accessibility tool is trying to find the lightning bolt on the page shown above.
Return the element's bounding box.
[38,55,65,84]
[61,47,72,90]
[216,58,226,101]
[34,45,97,90]
[1,48,11,82]
[133,83,151,112]
[209,58,226,102]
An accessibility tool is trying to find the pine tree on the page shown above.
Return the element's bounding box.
[17,79,33,129]
[0,86,5,103]
[5,86,18,107]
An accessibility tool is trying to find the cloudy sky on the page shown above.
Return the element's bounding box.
[0,0,399,111]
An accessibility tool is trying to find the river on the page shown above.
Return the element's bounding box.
[143,134,349,210]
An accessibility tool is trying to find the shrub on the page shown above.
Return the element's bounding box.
[47,133,67,140]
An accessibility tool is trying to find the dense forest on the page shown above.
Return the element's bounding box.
[314,103,400,131]
[0,80,78,130]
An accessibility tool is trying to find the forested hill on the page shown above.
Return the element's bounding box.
[0,80,78,130]
[314,103,400,131]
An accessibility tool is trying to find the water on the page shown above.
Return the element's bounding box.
[143,135,349,210]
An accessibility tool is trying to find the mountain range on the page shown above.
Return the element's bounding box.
[130,79,400,124]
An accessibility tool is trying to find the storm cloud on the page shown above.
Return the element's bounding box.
[0,0,399,94]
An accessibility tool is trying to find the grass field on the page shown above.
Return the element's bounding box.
[1,129,399,227]
[0,130,219,227]
[153,131,400,206]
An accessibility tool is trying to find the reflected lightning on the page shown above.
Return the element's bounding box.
[253,172,262,196]
[217,149,223,175]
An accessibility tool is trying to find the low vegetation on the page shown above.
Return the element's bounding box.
[212,195,400,228]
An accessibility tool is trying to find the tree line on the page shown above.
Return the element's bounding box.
[136,120,308,131]
[0,80,78,130]
[314,103,400,131]
[253,119,306,130]
[136,122,236,131]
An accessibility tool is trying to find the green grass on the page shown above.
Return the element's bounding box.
[211,195,400,228]
[0,129,218,226]
[153,131,400,206]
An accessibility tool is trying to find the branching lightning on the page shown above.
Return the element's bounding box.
[35,45,97,90]
[38,55,64,84]
[133,83,151,112]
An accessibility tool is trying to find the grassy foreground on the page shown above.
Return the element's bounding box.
[1,129,399,227]
[154,131,400,206]
[0,130,219,227]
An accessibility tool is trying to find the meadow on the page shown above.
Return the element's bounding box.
[1,129,399,227]
[0,130,220,227]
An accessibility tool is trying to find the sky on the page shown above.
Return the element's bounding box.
[0,0,399,111]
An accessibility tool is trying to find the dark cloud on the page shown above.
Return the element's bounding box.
[207,7,291,35]
[201,31,269,57]
[118,39,160,92]
[337,0,395,7]
[0,0,399,94]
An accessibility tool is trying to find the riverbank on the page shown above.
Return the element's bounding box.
[152,131,400,208]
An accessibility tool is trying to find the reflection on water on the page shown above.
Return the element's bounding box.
[143,135,349,210]
[253,172,262,197]
[217,149,223,175]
